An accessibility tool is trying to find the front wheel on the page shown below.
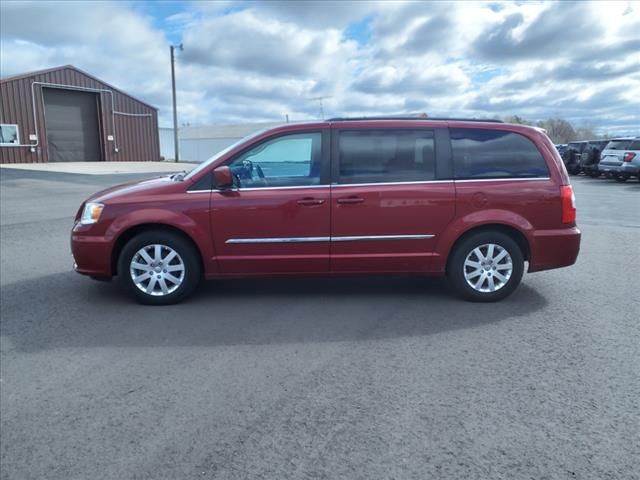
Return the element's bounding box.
[118,230,201,305]
[447,231,525,302]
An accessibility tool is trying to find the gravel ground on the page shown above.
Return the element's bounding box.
[1,168,639,480]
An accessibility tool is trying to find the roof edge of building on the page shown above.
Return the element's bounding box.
[1,64,158,111]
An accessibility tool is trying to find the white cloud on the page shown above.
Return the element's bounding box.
[1,0,638,134]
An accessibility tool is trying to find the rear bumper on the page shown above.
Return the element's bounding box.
[620,163,640,175]
[529,226,581,273]
[598,162,623,173]
[71,233,113,277]
[580,162,598,170]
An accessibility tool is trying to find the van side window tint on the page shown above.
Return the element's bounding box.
[338,130,436,184]
[450,129,549,179]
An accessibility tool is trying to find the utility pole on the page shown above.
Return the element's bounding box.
[170,43,183,162]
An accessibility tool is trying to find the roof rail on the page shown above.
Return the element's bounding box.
[326,116,504,123]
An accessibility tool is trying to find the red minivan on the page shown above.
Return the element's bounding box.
[71,118,581,304]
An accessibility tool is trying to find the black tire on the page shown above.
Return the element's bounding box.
[117,230,201,305]
[447,231,525,302]
[615,174,629,183]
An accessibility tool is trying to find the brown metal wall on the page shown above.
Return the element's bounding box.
[0,66,160,163]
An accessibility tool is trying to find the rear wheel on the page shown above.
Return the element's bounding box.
[118,230,201,305]
[447,231,524,302]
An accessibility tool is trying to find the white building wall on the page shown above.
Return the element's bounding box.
[159,127,175,160]
[159,122,290,163]
[179,137,241,163]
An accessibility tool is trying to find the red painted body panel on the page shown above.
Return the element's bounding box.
[209,187,331,274]
[330,182,455,272]
[72,176,215,276]
[441,178,566,273]
[71,119,581,282]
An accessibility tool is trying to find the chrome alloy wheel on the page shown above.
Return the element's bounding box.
[463,243,513,293]
[130,244,185,296]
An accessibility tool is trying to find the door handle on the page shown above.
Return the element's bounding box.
[297,198,325,206]
[337,196,364,205]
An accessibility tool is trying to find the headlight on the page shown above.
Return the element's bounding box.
[80,202,104,225]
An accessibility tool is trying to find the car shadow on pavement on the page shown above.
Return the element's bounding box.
[0,271,547,353]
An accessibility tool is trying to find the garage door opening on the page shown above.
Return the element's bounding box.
[43,88,102,162]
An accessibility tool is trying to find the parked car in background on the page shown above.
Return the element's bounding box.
[556,144,568,156]
[71,117,581,305]
[580,140,610,177]
[562,141,588,174]
[619,139,640,182]
[598,138,637,181]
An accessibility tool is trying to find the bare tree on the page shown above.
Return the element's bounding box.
[575,126,596,141]
[536,118,576,143]
[501,115,614,142]
[502,115,533,125]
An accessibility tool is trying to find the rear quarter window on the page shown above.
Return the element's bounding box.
[605,140,633,150]
[627,140,640,150]
[450,128,549,179]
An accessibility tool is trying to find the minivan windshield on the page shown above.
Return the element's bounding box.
[604,140,633,150]
[184,129,268,180]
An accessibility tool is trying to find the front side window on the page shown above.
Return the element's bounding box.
[228,132,322,188]
[338,129,436,184]
[451,128,549,179]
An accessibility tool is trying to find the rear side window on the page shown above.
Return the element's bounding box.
[626,140,640,150]
[338,129,435,184]
[605,140,632,150]
[450,128,549,179]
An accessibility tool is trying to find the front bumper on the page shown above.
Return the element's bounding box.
[529,226,581,273]
[71,231,113,277]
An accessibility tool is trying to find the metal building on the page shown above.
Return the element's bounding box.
[0,65,160,163]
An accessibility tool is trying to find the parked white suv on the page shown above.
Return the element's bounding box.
[598,138,636,181]
[618,138,640,182]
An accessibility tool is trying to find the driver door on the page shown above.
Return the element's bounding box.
[209,129,331,274]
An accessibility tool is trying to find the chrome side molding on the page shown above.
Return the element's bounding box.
[225,234,435,244]
[226,237,330,244]
[331,234,434,242]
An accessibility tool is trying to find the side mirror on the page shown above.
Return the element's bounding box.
[213,166,234,189]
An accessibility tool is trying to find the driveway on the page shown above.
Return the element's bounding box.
[1,168,638,480]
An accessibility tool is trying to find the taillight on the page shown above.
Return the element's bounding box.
[560,185,576,224]
[623,152,636,162]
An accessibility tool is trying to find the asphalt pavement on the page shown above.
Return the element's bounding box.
[1,168,639,480]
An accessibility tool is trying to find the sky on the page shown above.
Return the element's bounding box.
[1,0,639,134]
